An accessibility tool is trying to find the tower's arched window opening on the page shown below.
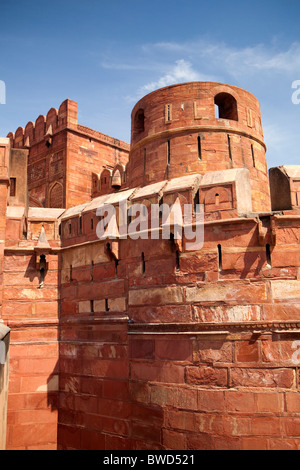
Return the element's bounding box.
[134,108,145,133]
[214,93,238,121]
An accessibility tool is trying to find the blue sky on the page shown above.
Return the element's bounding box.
[0,0,299,168]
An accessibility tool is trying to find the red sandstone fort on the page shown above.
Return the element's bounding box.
[0,81,300,450]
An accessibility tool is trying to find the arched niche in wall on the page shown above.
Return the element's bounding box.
[49,181,64,208]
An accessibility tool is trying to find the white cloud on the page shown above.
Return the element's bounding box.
[99,38,300,166]
[144,39,300,78]
[138,59,214,95]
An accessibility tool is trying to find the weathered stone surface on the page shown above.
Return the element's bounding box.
[2,82,300,452]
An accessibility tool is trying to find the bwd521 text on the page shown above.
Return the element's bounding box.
[147,454,194,465]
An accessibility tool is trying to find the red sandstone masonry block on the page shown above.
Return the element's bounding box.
[130,381,150,404]
[224,391,256,413]
[80,428,106,450]
[129,305,193,323]
[235,340,260,362]
[285,392,300,413]
[262,304,300,321]
[261,339,299,364]
[104,434,133,451]
[93,263,116,280]
[98,398,131,419]
[77,279,125,300]
[132,422,161,444]
[57,424,81,449]
[230,368,294,388]
[163,429,186,450]
[7,423,57,447]
[173,387,198,411]
[102,416,130,437]
[91,359,129,379]
[1,301,32,318]
[130,339,154,359]
[128,286,183,306]
[185,281,268,304]
[213,436,241,450]
[197,389,226,412]
[186,366,228,387]
[165,409,195,432]
[186,432,215,450]
[241,437,268,450]
[150,385,174,407]
[102,380,130,400]
[74,395,98,414]
[10,409,58,425]
[255,392,285,413]
[250,417,281,436]
[222,416,251,437]
[131,403,163,426]
[268,438,300,450]
[177,253,218,274]
[193,339,233,363]
[130,362,185,384]
[17,357,58,375]
[155,339,192,361]
[221,250,266,273]
[281,417,300,436]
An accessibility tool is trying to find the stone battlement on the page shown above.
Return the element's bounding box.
[1,82,300,451]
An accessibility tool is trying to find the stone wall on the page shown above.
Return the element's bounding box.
[57,205,300,449]
[7,100,130,209]
[2,82,300,450]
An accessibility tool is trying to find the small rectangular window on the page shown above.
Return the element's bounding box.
[10,177,16,197]
[165,104,172,122]
[247,108,253,128]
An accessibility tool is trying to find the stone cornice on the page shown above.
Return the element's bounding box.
[130,124,267,155]
[128,321,300,335]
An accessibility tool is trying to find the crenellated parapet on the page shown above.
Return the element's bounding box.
[7,100,78,149]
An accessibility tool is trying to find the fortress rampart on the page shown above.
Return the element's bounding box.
[1,83,300,450]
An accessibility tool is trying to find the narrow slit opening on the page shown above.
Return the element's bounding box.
[141,252,145,275]
[227,135,232,161]
[91,261,94,281]
[218,244,222,271]
[176,250,180,271]
[251,144,256,167]
[266,244,271,267]
[197,135,202,160]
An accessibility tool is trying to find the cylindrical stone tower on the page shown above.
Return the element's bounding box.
[128,82,271,213]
